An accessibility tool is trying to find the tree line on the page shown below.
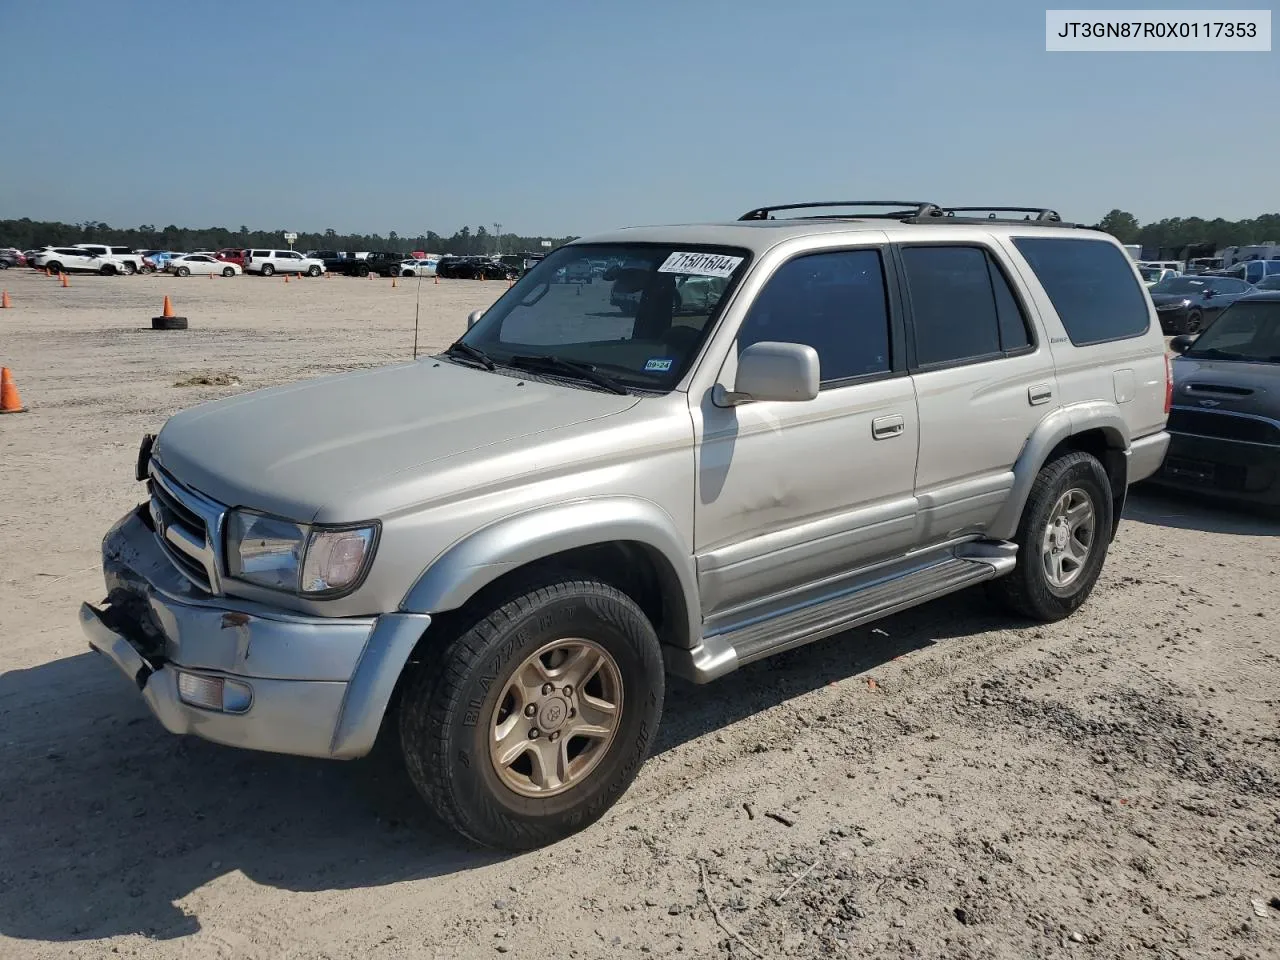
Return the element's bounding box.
[0,219,579,257]
[1093,209,1280,256]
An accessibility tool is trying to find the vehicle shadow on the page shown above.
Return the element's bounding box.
[1124,485,1280,536]
[0,593,1007,943]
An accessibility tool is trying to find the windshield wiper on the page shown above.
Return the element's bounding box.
[506,354,629,394]
[1187,348,1252,362]
[443,340,496,370]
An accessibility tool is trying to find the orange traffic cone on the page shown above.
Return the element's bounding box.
[1,290,10,309]
[434,275,439,285]
[161,295,175,317]
[60,272,69,287]
[44,267,51,277]
[391,277,397,288]
[284,274,290,283]
[0,367,28,414]
[209,271,213,280]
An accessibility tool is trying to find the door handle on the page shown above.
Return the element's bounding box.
[1028,384,1053,406]
[871,415,905,440]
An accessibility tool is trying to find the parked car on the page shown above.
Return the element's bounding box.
[1139,265,1178,287]
[32,246,131,275]
[81,200,1170,852]
[141,251,182,272]
[1148,274,1256,334]
[215,248,246,268]
[449,256,516,280]
[1152,291,1280,508]
[1221,259,1280,287]
[326,251,403,278]
[399,258,438,277]
[435,255,462,279]
[0,248,26,268]
[243,249,324,277]
[165,254,242,277]
[73,244,147,275]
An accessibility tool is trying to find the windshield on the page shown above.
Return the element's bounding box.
[454,242,751,390]
[1186,302,1280,362]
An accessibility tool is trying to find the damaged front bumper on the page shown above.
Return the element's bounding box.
[80,503,430,759]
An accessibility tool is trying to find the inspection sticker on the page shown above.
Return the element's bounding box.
[657,251,744,278]
[644,358,673,372]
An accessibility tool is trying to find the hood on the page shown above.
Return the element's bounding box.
[153,359,640,522]
[1172,356,1280,418]
[1150,292,1197,306]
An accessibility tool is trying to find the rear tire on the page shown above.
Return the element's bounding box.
[399,572,665,851]
[46,261,62,274]
[261,264,275,277]
[987,451,1113,622]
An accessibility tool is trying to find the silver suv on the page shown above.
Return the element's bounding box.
[81,201,1171,850]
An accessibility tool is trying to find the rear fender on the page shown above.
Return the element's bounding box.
[988,402,1129,542]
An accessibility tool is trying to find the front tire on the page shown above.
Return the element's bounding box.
[399,573,665,851]
[175,266,190,277]
[308,265,321,277]
[1183,309,1203,334]
[222,267,235,277]
[987,451,1113,622]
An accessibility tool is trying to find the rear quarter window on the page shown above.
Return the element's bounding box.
[1012,237,1150,346]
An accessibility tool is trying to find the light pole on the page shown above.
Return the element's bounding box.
[493,223,502,257]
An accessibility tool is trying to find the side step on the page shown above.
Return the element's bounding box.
[665,547,1016,683]
[731,556,1001,665]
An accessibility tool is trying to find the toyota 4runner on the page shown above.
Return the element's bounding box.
[80,201,1171,850]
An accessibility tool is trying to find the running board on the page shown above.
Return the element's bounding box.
[664,547,1016,683]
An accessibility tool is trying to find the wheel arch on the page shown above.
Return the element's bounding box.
[399,497,699,652]
[989,403,1130,542]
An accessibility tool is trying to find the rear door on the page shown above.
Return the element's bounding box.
[896,239,1057,543]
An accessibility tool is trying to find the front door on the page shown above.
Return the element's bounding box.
[693,246,920,628]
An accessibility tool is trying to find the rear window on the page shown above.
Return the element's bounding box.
[1012,237,1150,346]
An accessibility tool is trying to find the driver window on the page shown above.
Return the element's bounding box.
[736,249,891,387]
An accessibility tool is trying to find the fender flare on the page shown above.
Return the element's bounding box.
[987,402,1130,541]
[399,497,701,649]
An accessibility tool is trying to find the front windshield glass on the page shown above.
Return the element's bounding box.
[455,242,751,390]
[1151,277,1211,294]
[1186,302,1280,362]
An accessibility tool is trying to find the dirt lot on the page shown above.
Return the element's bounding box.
[1,268,1277,960]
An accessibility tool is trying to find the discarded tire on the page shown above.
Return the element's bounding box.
[152,315,189,330]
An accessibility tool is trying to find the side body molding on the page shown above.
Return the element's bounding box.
[987,401,1130,542]
[399,497,702,649]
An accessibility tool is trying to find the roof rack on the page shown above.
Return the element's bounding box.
[737,201,1083,228]
[738,201,942,221]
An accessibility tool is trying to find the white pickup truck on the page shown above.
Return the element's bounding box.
[72,244,149,274]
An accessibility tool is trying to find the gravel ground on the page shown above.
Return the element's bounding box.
[1,268,1277,960]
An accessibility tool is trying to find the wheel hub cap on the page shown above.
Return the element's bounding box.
[1041,487,1096,590]
[536,696,569,733]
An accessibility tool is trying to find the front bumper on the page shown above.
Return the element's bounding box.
[1149,432,1280,506]
[80,504,430,759]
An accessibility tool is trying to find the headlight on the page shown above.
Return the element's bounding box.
[226,510,378,596]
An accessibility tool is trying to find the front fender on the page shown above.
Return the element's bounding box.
[987,402,1129,541]
[398,497,701,649]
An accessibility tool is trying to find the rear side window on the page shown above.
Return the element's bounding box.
[900,246,1033,367]
[1012,237,1149,346]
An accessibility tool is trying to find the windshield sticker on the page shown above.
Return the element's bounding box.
[657,252,744,279]
[644,358,673,372]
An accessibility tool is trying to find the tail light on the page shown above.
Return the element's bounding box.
[1163,354,1173,414]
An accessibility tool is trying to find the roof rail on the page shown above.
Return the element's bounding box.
[738,201,942,221]
[919,206,1067,224]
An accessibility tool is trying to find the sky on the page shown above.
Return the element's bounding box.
[0,1,1275,239]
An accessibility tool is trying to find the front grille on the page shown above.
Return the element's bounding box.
[1167,407,1280,445]
[148,465,225,593]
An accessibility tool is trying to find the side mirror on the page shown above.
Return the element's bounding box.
[1169,334,1196,355]
[714,341,820,406]
[466,308,485,329]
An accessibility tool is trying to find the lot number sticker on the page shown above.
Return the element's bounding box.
[658,252,744,278]
[644,358,673,372]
